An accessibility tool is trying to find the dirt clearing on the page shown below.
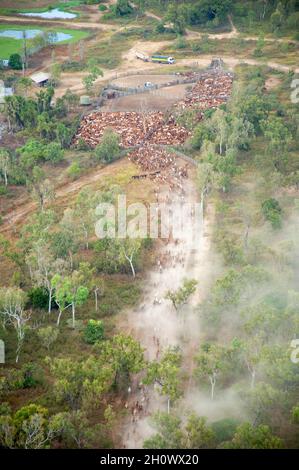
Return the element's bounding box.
[0,159,136,232]
[111,74,176,88]
[102,84,190,112]
[265,76,282,90]
[118,173,218,448]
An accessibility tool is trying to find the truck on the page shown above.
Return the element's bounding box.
[135,51,150,62]
[151,55,175,64]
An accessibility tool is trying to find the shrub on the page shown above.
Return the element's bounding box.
[66,319,84,330]
[8,53,22,70]
[99,302,118,316]
[62,61,86,72]
[22,363,44,388]
[0,186,8,196]
[44,142,64,163]
[83,319,104,344]
[0,402,11,416]
[174,36,188,49]
[4,363,44,390]
[37,326,59,351]
[191,124,213,149]
[94,130,121,163]
[253,48,263,57]
[156,22,165,34]
[212,418,239,444]
[216,234,244,266]
[27,287,49,310]
[76,138,91,151]
[68,161,82,180]
[191,42,202,52]
[4,369,24,390]
[114,0,134,17]
[13,404,48,429]
[261,198,282,229]
[99,4,107,11]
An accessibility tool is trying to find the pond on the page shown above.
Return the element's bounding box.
[0,29,72,42]
[20,8,77,20]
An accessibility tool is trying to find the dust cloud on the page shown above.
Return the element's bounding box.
[119,177,223,448]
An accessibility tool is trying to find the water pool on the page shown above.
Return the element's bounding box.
[0,29,72,42]
[20,8,77,20]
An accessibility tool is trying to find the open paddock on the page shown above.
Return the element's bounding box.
[102,83,190,112]
[111,73,177,89]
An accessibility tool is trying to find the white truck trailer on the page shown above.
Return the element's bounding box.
[135,51,150,62]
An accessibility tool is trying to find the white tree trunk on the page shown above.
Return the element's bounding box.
[57,309,62,326]
[125,254,136,278]
[251,369,256,389]
[209,373,216,400]
[48,287,53,314]
[84,227,89,249]
[16,329,24,363]
[69,251,73,269]
[95,290,98,312]
[72,302,75,328]
[129,259,135,278]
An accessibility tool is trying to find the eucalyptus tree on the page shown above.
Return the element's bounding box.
[51,268,89,328]
[165,279,197,312]
[96,334,144,391]
[195,342,230,400]
[26,240,69,314]
[0,149,11,186]
[144,347,182,414]
[0,288,29,362]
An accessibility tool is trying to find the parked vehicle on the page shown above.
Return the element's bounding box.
[135,51,149,62]
[151,55,175,64]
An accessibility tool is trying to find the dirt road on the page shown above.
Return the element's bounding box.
[0,159,129,232]
[1,8,297,42]
[118,174,218,448]
[133,6,298,43]
[2,7,297,98]
[54,51,299,98]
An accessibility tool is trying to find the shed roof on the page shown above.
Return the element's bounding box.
[30,72,50,84]
[0,87,13,104]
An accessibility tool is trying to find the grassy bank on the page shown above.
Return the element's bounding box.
[0,24,90,59]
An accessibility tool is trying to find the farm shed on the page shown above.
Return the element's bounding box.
[30,72,50,87]
[0,87,13,109]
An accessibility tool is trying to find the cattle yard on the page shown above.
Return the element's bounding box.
[74,111,192,148]
[73,64,233,182]
[175,69,234,111]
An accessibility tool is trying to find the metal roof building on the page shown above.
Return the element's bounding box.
[30,71,50,86]
[0,87,14,106]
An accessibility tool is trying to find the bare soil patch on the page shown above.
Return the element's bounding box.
[265,75,282,90]
[111,74,175,88]
[1,0,56,7]
[0,158,134,232]
[102,84,190,112]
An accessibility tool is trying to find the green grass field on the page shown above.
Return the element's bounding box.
[0,24,89,59]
